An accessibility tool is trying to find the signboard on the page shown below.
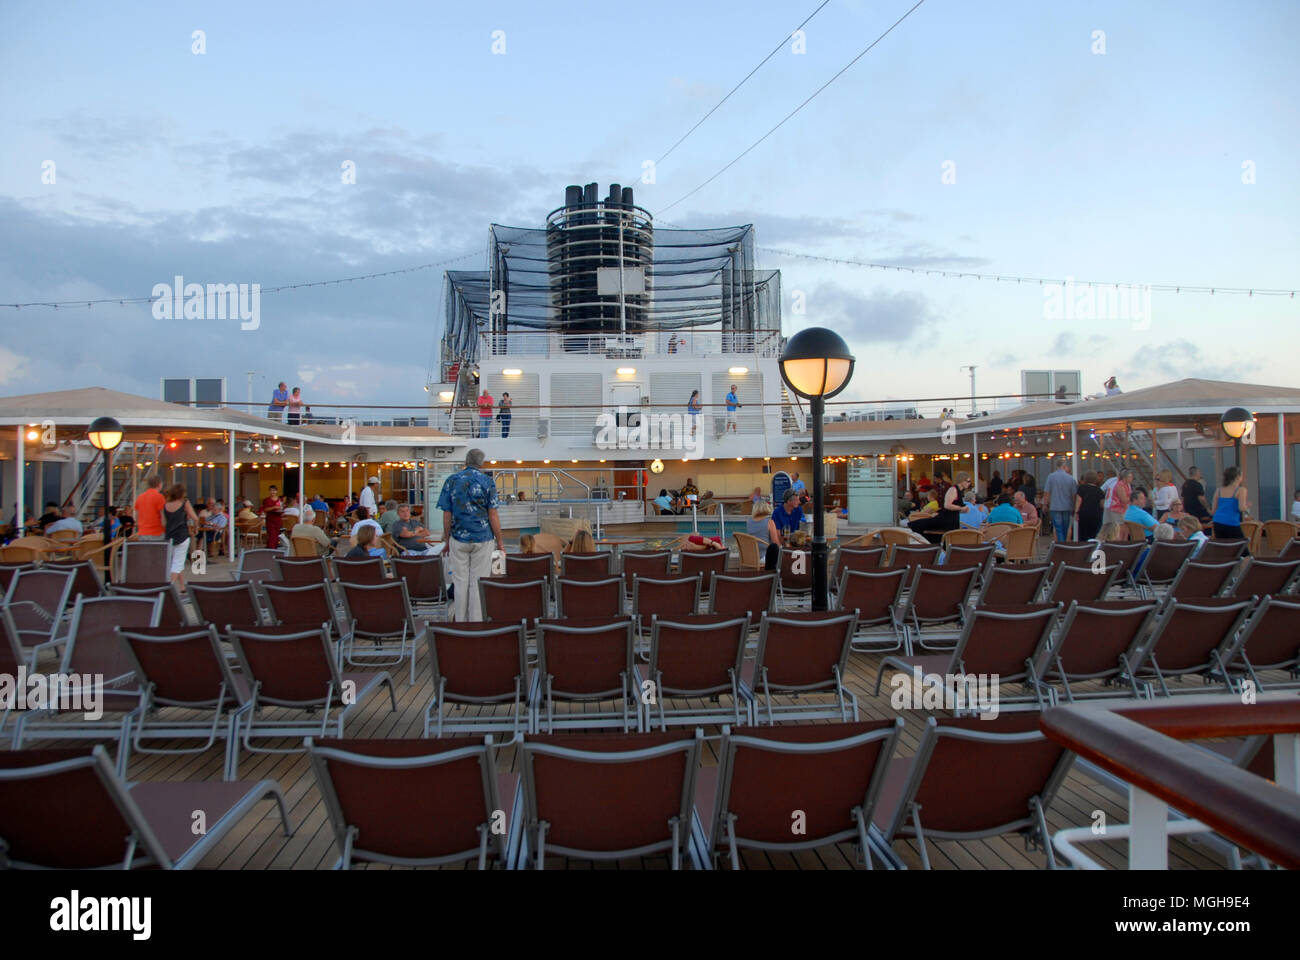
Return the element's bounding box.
[771,470,791,508]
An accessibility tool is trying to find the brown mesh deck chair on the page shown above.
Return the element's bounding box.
[679,549,728,593]
[277,555,330,583]
[873,713,1074,869]
[1261,521,1298,557]
[706,571,777,633]
[555,576,625,620]
[874,603,1062,712]
[332,556,386,585]
[117,624,254,780]
[635,614,752,730]
[775,547,813,611]
[2,567,75,665]
[0,745,291,869]
[632,574,703,635]
[336,579,424,684]
[227,624,396,773]
[263,580,351,656]
[533,617,638,733]
[1124,597,1255,697]
[1045,541,1098,573]
[743,611,858,724]
[0,611,26,737]
[1166,560,1237,601]
[306,736,521,869]
[941,543,995,572]
[830,546,886,591]
[1135,540,1197,599]
[622,550,672,597]
[506,553,553,580]
[1045,563,1121,606]
[11,595,160,774]
[1198,539,1249,564]
[898,566,980,655]
[107,581,191,628]
[0,561,36,593]
[974,563,1052,606]
[119,540,172,585]
[189,580,268,640]
[392,554,447,614]
[230,547,284,584]
[1028,599,1160,704]
[479,576,549,633]
[1228,558,1300,599]
[1219,594,1300,692]
[560,551,613,581]
[1277,538,1300,562]
[888,543,941,573]
[1093,540,1146,594]
[834,567,908,653]
[425,621,531,738]
[519,729,703,869]
[56,558,105,603]
[699,719,904,870]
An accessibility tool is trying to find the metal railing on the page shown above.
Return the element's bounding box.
[477,327,783,359]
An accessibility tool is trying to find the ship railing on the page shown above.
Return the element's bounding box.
[477,328,783,359]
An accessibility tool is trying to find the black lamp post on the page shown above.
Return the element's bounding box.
[779,327,855,611]
[1220,407,1255,471]
[87,416,124,581]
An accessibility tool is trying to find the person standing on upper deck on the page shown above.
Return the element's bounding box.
[287,387,304,425]
[725,385,740,433]
[477,389,494,439]
[498,392,512,438]
[268,382,288,421]
[438,448,504,621]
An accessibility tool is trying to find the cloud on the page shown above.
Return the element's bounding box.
[0,346,30,385]
[1119,340,1260,384]
[798,283,938,344]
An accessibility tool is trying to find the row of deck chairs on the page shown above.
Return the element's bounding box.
[0,714,1072,870]
[873,592,1300,708]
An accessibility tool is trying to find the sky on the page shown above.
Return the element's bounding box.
[1,0,1297,413]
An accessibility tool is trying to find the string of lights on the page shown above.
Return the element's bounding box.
[0,250,481,310]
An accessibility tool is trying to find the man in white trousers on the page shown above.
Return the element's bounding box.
[436,448,504,621]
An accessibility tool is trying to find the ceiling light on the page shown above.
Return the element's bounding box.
[728,366,748,375]
[616,367,636,376]
[502,368,523,376]
[438,391,454,401]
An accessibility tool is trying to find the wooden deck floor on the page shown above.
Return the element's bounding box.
[9,556,1258,871]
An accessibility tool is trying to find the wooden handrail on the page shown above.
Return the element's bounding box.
[1040,693,1300,869]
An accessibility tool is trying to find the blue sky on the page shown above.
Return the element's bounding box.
[1,0,1296,410]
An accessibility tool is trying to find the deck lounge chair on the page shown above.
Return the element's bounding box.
[678,549,728,592]
[621,550,672,596]
[743,611,858,724]
[276,555,330,583]
[1028,599,1160,703]
[306,736,522,869]
[1045,563,1120,606]
[874,603,1062,712]
[941,543,996,573]
[776,547,813,611]
[834,567,908,653]
[635,614,752,729]
[391,555,447,614]
[518,729,703,869]
[336,579,424,683]
[230,547,284,584]
[706,571,777,632]
[1124,597,1255,697]
[533,617,638,733]
[0,561,36,593]
[425,621,531,738]
[1045,541,1099,572]
[560,551,613,581]
[479,576,549,631]
[2,567,75,666]
[54,558,105,603]
[898,566,980,654]
[332,556,386,585]
[116,624,253,780]
[107,581,191,628]
[227,624,396,773]
[188,580,268,639]
[0,745,291,869]
[11,596,161,773]
[1165,560,1238,601]
[974,564,1051,606]
[874,713,1074,869]
[1197,539,1248,564]
[1219,594,1300,692]
[506,552,554,580]
[632,574,702,633]
[1228,558,1300,599]
[696,719,904,870]
[1135,540,1197,599]
[555,576,625,620]
[888,543,941,572]
[1092,540,1145,594]
[829,546,886,590]
[119,540,172,584]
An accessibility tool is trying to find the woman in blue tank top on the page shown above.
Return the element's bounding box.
[1211,466,1249,544]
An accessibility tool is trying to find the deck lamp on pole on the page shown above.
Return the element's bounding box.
[87,416,124,580]
[779,327,855,611]
[1220,407,1255,469]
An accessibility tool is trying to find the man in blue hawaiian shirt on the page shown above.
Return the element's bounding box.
[437,448,504,621]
